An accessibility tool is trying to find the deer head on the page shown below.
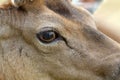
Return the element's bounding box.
[0,0,120,80]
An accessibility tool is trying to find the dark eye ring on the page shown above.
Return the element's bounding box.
[36,30,60,43]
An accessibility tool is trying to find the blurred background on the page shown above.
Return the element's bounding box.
[71,0,103,13]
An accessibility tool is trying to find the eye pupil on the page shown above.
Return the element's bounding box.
[42,31,55,41]
[37,30,57,43]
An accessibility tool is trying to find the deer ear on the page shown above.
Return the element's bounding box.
[0,0,44,11]
[45,0,96,28]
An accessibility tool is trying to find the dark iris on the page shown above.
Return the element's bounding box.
[36,30,59,43]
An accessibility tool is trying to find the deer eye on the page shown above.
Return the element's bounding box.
[36,29,60,43]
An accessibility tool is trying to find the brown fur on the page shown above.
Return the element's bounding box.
[0,0,120,80]
[0,0,44,8]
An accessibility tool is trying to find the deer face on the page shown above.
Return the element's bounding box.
[0,0,120,80]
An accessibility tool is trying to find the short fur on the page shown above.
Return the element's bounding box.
[0,0,120,80]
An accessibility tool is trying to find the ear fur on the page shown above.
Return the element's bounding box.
[45,0,96,28]
[0,0,44,11]
[0,0,45,30]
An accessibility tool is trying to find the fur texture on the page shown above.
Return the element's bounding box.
[0,0,120,80]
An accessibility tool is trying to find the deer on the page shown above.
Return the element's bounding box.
[0,0,120,80]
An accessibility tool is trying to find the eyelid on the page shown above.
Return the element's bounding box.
[36,27,56,33]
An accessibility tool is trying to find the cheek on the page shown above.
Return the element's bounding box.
[0,37,46,77]
[0,37,41,59]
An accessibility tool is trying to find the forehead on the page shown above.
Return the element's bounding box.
[25,10,81,31]
[32,7,96,33]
